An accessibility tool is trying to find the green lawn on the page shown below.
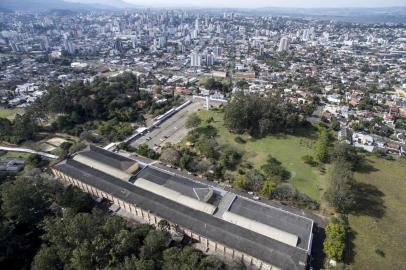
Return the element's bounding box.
[348,156,406,270]
[196,109,323,201]
[0,108,24,119]
[0,151,31,159]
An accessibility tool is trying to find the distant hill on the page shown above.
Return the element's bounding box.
[246,6,406,23]
[65,0,136,9]
[0,0,138,12]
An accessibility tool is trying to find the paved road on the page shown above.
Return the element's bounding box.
[131,100,206,151]
[0,146,59,159]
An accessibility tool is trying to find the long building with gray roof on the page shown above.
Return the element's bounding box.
[52,145,314,270]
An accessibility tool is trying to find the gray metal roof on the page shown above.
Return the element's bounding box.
[54,159,310,270]
[229,197,313,250]
[77,145,137,171]
[136,166,209,200]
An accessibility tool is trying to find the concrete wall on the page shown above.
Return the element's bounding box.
[52,169,279,270]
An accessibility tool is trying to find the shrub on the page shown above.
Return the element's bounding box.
[272,183,319,209]
[234,136,246,144]
[302,155,317,166]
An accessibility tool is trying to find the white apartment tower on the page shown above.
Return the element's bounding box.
[302,29,310,41]
[190,52,201,67]
[195,18,199,31]
[278,37,290,52]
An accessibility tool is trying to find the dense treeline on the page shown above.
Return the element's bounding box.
[325,143,364,214]
[223,92,307,137]
[0,173,234,270]
[0,72,182,143]
[38,72,148,137]
[314,127,330,163]
[0,173,94,269]
[199,78,232,93]
[0,114,37,144]
[33,210,228,270]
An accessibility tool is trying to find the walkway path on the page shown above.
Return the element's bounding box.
[0,146,59,159]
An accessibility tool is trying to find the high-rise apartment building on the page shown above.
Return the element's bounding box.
[278,36,290,52]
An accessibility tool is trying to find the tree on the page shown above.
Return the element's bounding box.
[0,118,13,140]
[68,142,87,154]
[140,230,167,261]
[302,155,317,166]
[26,154,49,169]
[34,72,151,137]
[32,246,63,270]
[0,177,51,225]
[196,138,219,159]
[157,219,171,232]
[323,223,345,261]
[196,160,211,173]
[185,113,202,129]
[272,183,297,201]
[331,118,341,131]
[261,155,290,180]
[244,169,265,192]
[179,151,193,170]
[261,180,276,199]
[135,144,160,160]
[111,256,155,270]
[219,146,241,169]
[159,147,180,166]
[162,246,225,270]
[0,114,37,144]
[331,143,363,171]
[55,186,94,213]
[12,114,37,143]
[58,142,73,158]
[315,127,329,163]
[36,208,155,269]
[98,120,133,141]
[224,92,304,137]
[325,160,355,213]
[236,80,249,89]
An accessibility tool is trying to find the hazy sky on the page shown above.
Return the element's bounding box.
[124,0,405,8]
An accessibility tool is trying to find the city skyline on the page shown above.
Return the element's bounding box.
[1,5,405,270]
[123,0,406,8]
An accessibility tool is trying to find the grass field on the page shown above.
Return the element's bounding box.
[348,156,406,270]
[0,108,24,119]
[196,109,324,201]
[0,151,31,159]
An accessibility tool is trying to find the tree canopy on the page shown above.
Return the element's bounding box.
[223,92,305,137]
[323,223,346,261]
[325,159,355,213]
[0,114,37,144]
[185,113,202,129]
[314,127,329,163]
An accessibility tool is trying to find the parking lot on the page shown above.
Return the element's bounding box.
[131,99,206,151]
